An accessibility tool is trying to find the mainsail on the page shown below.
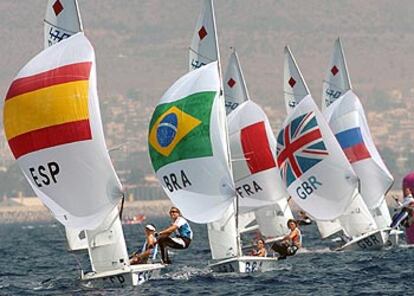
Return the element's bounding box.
[3,33,123,230]
[44,0,83,48]
[148,62,234,223]
[322,38,394,211]
[284,46,310,115]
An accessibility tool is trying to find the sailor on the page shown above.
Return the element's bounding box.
[271,219,302,259]
[297,211,312,226]
[390,188,414,228]
[251,238,267,257]
[130,224,158,265]
[156,207,193,264]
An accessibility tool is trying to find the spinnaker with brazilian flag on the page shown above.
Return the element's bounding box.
[148,62,235,223]
[2,33,122,230]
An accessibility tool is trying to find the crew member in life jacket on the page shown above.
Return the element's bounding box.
[251,238,267,257]
[156,207,193,264]
[271,219,302,259]
[130,224,158,265]
[390,188,414,228]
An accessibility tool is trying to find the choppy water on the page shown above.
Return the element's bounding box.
[0,219,413,296]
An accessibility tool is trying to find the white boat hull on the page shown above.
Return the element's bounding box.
[80,263,165,288]
[209,256,278,273]
[335,229,387,251]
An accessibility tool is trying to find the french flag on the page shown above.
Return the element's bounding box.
[335,127,370,163]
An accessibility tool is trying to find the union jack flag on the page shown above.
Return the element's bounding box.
[276,112,329,187]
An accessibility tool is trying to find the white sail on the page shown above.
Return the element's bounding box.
[228,100,288,213]
[3,33,122,230]
[207,203,239,260]
[316,220,343,239]
[223,50,250,114]
[370,198,392,229]
[338,192,377,238]
[322,40,393,210]
[44,0,83,48]
[284,46,310,115]
[276,95,358,221]
[148,62,234,223]
[189,0,219,71]
[255,199,293,237]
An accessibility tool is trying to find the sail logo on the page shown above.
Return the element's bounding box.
[148,91,215,172]
[276,112,328,187]
[4,62,92,159]
[335,127,370,163]
[149,106,201,157]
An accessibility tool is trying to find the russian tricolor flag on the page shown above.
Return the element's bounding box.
[335,127,370,163]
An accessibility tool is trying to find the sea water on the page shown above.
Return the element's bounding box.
[0,218,413,295]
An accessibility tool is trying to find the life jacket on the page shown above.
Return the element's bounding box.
[291,228,302,247]
[141,240,158,261]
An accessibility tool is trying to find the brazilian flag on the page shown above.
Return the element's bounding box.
[148,91,216,172]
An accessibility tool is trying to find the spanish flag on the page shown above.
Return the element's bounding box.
[4,62,92,159]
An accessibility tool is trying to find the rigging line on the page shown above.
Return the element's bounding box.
[43,19,80,34]
[188,47,215,63]
[119,193,125,221]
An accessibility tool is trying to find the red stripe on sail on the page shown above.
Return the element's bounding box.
[343,143,370,163]
[5,62,92,100]
[8,120,92,159]
[241,121,276,174]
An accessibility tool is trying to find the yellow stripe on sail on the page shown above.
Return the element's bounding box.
[4,80,89,140]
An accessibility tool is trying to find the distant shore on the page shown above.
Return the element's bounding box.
[0,191,402,224]
[0,198,173,224]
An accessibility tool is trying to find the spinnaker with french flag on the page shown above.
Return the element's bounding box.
[3,33,123,230]
[322,38,394,211]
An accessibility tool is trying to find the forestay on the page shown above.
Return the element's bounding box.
[189,0,219,71]
[276,95,357,220]
[44,0,83,48]
[148,62,234,223]
[3,33,123,229]
[322,39,393,209]
[284,46,310,115]
[223,50,250,114]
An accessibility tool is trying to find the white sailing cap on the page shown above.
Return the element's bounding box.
[145,224,156,231]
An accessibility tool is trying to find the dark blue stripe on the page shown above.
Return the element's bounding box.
[335,127,363,149]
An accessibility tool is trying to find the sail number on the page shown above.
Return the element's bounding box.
[357,234,381,250]
[225,101,239,112]
[102,274,126,286]
[324,88,342,106]
[29,162,60,187]
[245,261,262,273]
[137,270,152,284]
[296,176,322,200]
[190,59,206,70]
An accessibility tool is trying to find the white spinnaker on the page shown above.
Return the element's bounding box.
[338,191,377,238]
[316,220,343,239]
[223,50,250,114]
[228,100,288,213]
[149,62,234,223]
[276,95,357,221]
[189,0,219,71]
[207,204,239,260]
[44,0,83,48]
[323,90,394,209]
[284,46,310,115]
[4,33,122,230]
[321,38,351,111]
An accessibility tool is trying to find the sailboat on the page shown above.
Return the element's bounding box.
[3,33,164,287]
[321,38,396,250]
[224,50,294,241]
[283,46,386,251]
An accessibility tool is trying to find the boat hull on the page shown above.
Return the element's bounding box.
[80,263,165,288]
[209,256,278,273]
[335,229,387,251]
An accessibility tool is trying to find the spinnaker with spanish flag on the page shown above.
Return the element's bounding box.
[148,62,234,223]
[3,32,123,230]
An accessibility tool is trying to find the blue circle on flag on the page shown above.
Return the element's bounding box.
[157,113,178,147]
